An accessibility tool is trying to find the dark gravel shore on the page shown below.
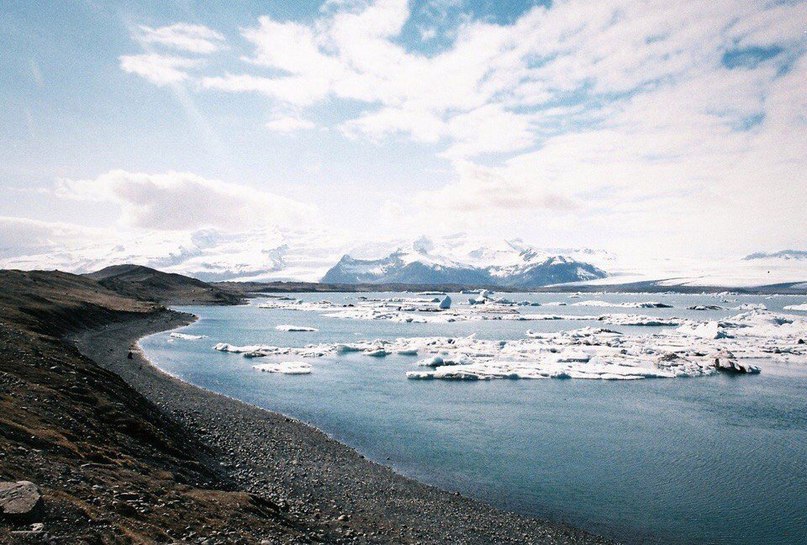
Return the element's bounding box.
[73,310,617,545]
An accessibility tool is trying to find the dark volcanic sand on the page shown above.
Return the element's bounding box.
[72,310,617,545]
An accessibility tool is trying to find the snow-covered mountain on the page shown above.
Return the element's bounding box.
[322,252,494,285]
[4,217,803,288]
[744,250,807,261]
[322,238,608,287]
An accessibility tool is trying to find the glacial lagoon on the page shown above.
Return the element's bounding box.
[141,292,807,545]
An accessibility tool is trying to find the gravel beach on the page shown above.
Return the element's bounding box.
[72,309,617,545]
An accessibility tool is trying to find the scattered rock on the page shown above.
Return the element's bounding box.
[0,481,43,522]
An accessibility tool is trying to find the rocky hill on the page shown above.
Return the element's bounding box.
[0,270,304,542]
[85,264,241,305]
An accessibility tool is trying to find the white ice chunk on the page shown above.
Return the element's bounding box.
[735,303,767,310]
[571,300,671,308]
[214,342,269,353]
[677,321,731,339]
[275,325,319,332]
[253,361,312,375]
[170,332,206,340]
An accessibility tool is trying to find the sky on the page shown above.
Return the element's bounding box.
[1,0,806,279]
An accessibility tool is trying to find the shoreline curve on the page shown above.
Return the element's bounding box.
[71,308,619,545]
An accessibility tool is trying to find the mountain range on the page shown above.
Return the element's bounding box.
[2,222,806,287]
[744,250,807,260]
[322,238,607,287]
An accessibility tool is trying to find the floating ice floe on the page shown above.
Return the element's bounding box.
[417,355,471,367]
[257,299,336,311]
[213,309,806,381]
[676,321,731,339]
[572,300,673,309]
[253,361,311,375]
[214,342,269,353]
[711,351,760,374]
[597,314,685,327]
[783,303,807,312]
[323,308,459,323]
[214,342,332,358]
[734,303,767,311]
[275,325,319,332]
[403,315,799,381]
[252,291,701,327]
[169,332,206,340]
[469,290,493,305]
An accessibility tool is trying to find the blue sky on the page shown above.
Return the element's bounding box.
[1,0,805,276]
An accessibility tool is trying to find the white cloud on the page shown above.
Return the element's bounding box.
[113,2,807,258]
[341,106,445,143]
[0,216,106,258]
[197,0,528,157]
[193,0,801,162]
[202,73,330,106]
[119,54,202,86]
[136,23,225,54]
[0,216,354,281]
[265,114,316,132]
[443,104,534,159]
[53,170,315,231]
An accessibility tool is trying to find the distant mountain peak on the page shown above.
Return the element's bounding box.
[744,250,807,261]
[412,235,435,255]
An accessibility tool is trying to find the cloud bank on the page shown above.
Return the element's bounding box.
[54,170,315,231]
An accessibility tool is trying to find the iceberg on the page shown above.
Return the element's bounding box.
[572,300,672,309]
[599,314,684,326]
[253,361,312,375]
[416,355,469,367]
[676,321,731,339]
[214,342,270,353]
[169,332,206,340]
[735,303,767,310]
[711,351,760,374]
[275,325,319,332]
[213,307,807,382]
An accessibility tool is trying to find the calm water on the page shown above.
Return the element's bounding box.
[140,292,807,545]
